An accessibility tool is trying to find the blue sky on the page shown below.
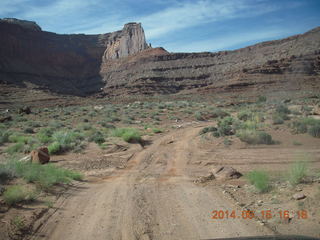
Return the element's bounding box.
[1,0,319,52]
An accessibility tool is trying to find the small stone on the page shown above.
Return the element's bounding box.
[293,193,306,200]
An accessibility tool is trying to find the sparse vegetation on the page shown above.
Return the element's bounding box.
[237,129,274,144]
[291,118,320,137]
[111,128,142,143]
[3,185,37,205]
[288,161,308,186]
[5,160,83,190]
[246,170,270,193]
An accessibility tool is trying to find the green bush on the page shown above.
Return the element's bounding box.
[0,129,10,145]
[276,104,290,114]
[111,128,142,143]
[210,108,229,118]
[6,142,25,154]
[3,185,37,205]
[23,127,34,134]
[88,131,105,144]
[51,130,84,153]
[199,127,217,135]
[152,128,163,133]
[237,130,274,144]
[308,124,320,138]
[291,118,320,137]
[258,96,267,103]
[217,117,234,136]
[48,141,61,154]
[8,161,83,190]
[194,111,204,121]
[37,128,54,144]
[8,134,29,144]
[237,110,253,121]
[0,163,15,183]
[288,161,307,185]
[246,170,270,193]
[272,114,284,125]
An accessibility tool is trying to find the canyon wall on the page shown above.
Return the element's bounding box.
[100,27,320,96]
[0,19,148,95]
[0,18,319,97]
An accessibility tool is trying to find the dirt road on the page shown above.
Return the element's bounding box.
[31,125,272,240]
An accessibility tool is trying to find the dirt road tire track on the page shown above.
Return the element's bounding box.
[30,125,273,240]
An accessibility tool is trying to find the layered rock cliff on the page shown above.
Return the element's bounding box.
[100,27,320,96]
[0,19,148,95]
[0,18,319,97]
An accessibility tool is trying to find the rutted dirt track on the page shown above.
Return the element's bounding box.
[31,125,272,240]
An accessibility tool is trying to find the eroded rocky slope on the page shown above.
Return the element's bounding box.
[101,27,320,96]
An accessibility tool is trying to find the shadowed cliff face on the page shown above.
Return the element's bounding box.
[0,19,148,96]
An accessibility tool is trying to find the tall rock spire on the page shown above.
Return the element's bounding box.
[102,23,149,60]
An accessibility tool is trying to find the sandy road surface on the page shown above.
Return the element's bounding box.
[31,125,272,240]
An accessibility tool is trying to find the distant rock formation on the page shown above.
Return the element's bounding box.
[0,18,42,31]
[0,18,319,97]
[103,23,149,60]
[0,20,149,95]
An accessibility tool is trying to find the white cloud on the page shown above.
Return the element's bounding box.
[164,28,298,52]
[138,0,281,39]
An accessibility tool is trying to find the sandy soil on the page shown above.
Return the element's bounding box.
[29,124,274,240]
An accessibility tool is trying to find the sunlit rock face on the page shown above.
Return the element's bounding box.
[103,23,149,60]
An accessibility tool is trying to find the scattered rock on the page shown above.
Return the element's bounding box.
[93,105,104,110]
[312,105,320,115]
[194,173,215,183]
[18,155,31,162]
[211,166,242,180]
[0,115,12,123]
[18,106,31,114]
[31,147,50,164]
[293,193,306,200]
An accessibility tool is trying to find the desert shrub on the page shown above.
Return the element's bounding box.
[37,128,54,144]
[194,111,205,121]
[291,118,320,137]
[99,121,115,129]
[9,161,83,190]
[258,96,267,103]
[8,134,29,144]
[3,185,37,205]
[23,127,34,134]
[210,108,229,118]
[217,117,234,136]
[6,142,25,154]
[0,129,11,145]
[152,128,163,133]
[237,110,253,121]
[237,129,274,144]
[48,142,61,155]
[246,170,270,193]
[50,130,84,154]
[308,124,320,138]
[77,123,92,131]
[0,163,16,183]
[111,128,142,143]
[272,114,284,125]
[48,121,64,129]
[88,130,105,144]
[276,104,290,114]
[199,127,217,135]
[288,161,307,185]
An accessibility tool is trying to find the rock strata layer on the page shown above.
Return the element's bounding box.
[0,19,319,97]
